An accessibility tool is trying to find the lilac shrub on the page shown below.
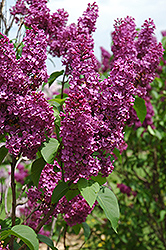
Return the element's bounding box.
[0,1,164,248]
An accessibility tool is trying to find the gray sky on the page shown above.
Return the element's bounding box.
[7,0,166,73]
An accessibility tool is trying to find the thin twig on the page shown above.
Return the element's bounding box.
[78,231,92,250]
[35,203,58,234]
[4,178,10,216]
[47,217,57,250]
[0,0,6,31]
[17,184,27,201]
[16,18,24,42]
[63,224,68,250]
[5,15,15,36]
[56,226,64,246]
[23,204,41,224]
[16,197,28,207]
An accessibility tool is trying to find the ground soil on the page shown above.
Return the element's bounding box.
[39,232,84,250]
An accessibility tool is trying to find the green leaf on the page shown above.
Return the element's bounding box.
[44,70,64,87]
[78,179,100,208]
[113,148,122,163]
[49,93,68,106]
[147,125,155,136]
[15,42,25,59]
[41,138,60,164]
[0,134,6,142]
[65,184,80,201]
[0,145,8,164]
[0,229,11,240]
[51,181,69,204]
[37,234,58,250]
[72,224,81,235]
[162,36,166,48]
[30,157,46,187]
[159,210,166,222]
[133,97,147,124]
[53,93,68,99]
[79,74,85,79]
[97,187,120,233]
[82,222,91,241]
[1,225,39,250]
[91,173,107,185]
[11,225,39,250]
[0,217,20,229]
[155,77,164,88]
[136,127,145,138]
[155,129,163,140]
[49,98,66,105]
[53,108,61,128]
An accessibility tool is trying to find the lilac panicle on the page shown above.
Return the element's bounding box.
[0,32,54,159]
[117,183,137,197]
[21,162,61,232]
[23,163,95,229]
[111,16,163,128]
[19,27,48,89]
[58,195,95,227]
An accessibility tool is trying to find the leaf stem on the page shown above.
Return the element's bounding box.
[61,69,66,100]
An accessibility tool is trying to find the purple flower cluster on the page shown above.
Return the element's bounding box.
[10,0,69,57]
[112,17,163,97]
[19,27,48,90]
[0,30,54,159]
[117,183,137,197]
[161,31,166,37]
[10,0,28,23]
[21,162,95,229]
[20,162,61,232]
[99,46,112,73]
[24,0,50,32]
[111,17,163,129]
[14,163,29,184]
[47,9,69,57]
[58,195,94,227]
